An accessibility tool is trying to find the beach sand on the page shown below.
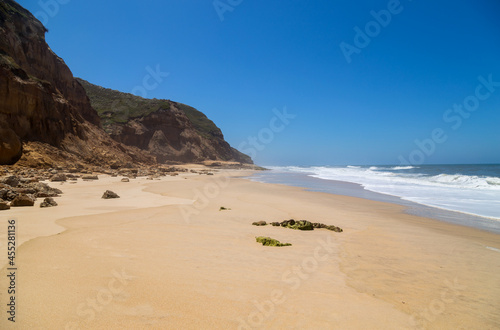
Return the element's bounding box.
[1,169,499,329]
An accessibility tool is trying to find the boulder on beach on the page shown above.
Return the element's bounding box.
[0,200,10,210]
[252,221,267,226]
[102,190,120,199]
[40,197,58,208]
[29,182,63,198]
[0,187,18,201]
[121,177,130,182]
[82,175,99,180]
[50,173,67,182]
[10,194,35,207]
[1,175,20,188]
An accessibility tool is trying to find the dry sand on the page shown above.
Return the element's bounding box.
[0,169,499,329]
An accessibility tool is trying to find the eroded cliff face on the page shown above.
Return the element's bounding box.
[0,0,98,140]
[0,0,154,167]
[78,79,253,164]
[106,103,250,163]
[0,0,251,167]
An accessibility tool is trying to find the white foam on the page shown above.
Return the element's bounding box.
[270,166,500,220]
[392,166,417,170]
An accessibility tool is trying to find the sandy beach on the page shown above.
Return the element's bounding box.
[1,168,499,329]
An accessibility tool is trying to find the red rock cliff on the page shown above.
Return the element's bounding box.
[0,0,153,166]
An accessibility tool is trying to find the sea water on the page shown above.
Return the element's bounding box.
[250,164,500,233]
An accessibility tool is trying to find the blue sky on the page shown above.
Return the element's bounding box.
[18,0,500,165]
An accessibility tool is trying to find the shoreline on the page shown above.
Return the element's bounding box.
[249,170,500,234]
[1,168,499,328]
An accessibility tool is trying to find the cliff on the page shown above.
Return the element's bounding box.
[0,0,154,167]
[77,79,252,164]
[0,0,251,167]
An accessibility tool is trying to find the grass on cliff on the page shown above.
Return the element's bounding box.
[175,102,223,138]
[76,78,168,126]
[0,0,48,33]
[77,78,222,138]
[0,53,21,70]
[0,1,29,20]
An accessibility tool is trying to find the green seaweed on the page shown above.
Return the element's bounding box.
[255,236,292,247]
[282,220,314,231]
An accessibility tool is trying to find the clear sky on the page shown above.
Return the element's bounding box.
[18,0,500,166]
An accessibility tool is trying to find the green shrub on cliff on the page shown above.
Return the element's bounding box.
[76,78,222,140]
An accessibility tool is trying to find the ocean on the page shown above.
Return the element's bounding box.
[249,164,500,234]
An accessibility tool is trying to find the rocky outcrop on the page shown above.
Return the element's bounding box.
[1,0,93,145]
[0,200,10,210]
[10,193,35,206]
[0,0,252,167]
[40,197,57,208]
[0,126,22,165]
[0,0,155,167]
[29,182,62,198]
[50,173,67,182]
[102,190,119,199]
[0,177,62,204]
[82,175,99,180]
[77,79,253,164]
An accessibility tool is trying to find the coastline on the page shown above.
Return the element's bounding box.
[249,170,500,234]
[1,168,499,329]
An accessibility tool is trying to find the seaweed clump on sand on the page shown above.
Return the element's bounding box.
[254,219,343,232]
[311,222,343,233]
[255,236,292,247]
[281,219,314,230]
[269,219,343,232]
